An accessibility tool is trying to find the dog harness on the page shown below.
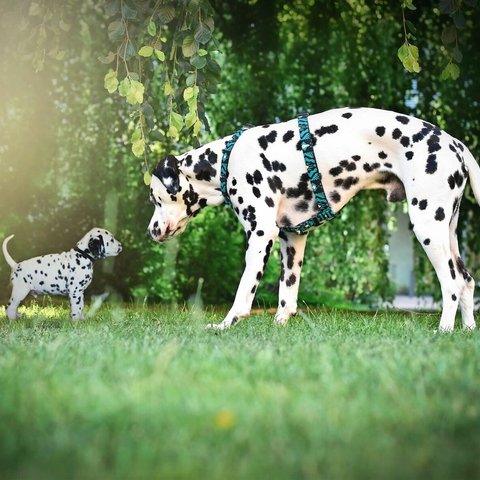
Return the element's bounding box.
[220,112,337,235]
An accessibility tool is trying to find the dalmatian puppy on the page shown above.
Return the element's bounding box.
[148,107,480,332]
[2,228,122,320]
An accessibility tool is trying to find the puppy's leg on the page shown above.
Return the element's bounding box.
[6,284,30,320]
[69,289,85,321]
[208,226,279,330]
[274,231,308,326]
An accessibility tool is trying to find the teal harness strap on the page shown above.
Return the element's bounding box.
[220,126,250,207]
[281,113,337,234]
[220,113,337,234]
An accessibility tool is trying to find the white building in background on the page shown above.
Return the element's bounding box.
[388,208,414,295]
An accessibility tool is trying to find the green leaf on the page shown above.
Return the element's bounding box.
[126,80,144,105]
[194,23,212,44]
[198,49,208,56]
[452,46,463,63]
[182,34,198,57]
[138,46,154,57]
[183,86,195,101]
[163,82,174,96]
[191,55,207,69]
[441,62,460,80]
[132,138,146,157]
[158,4,176,24]
[185,110,197,129]
[170,111,183,131]
[186,73,196,87]
[143,171,152,186]
[98,51,116,64]
[167,125,179,138]
[397,42,420,73]
[147,20,157,37]
[104,70,119,93]
[193,120,202,136]
[155,49,165,61]
[121,2,137,19]
[118,77,130,97]
[131,128,142,143]
[441,26,456,45]
[108,20,125,42]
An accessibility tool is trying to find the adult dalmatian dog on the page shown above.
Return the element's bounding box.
[2,228,122,320]
[148,107,480,332]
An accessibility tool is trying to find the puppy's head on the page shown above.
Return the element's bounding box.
[148,155,204,242]
[78,228,122,259]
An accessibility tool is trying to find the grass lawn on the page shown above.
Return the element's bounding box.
[0,304,479,480]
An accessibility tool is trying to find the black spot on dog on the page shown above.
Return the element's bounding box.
[435,207,445,221]
[329,166,343,177]
[376,126,385,137]
[392,128,402,140]
[267,176,284,194]
[246,173,254,185]
[286,273,297,287]
[448,259,456,280]
[253,170,263,184]
[252,187,261,198]
[295,201,309,212]
[423,238,430,245]
[419,199,428,210]
[352,155,361,161]
[396,115,410,124]
[342,176,359,190]
[384,163,392,168]
[257,230,264,236]
[452,294,457,301]
[405,151,414,160]
[400,136,410,148]
[427,134,441,153]
[261,153,272,172]
[411,197,418,206]
[425,154,437,174]
[265,197,274,208]
[377,151,388,160]
[315,125,339,137]
[330,191,341,203]
[456,256,472,282]
[283,130,294,143]
[272,161,287,172]
[342,112,352,119]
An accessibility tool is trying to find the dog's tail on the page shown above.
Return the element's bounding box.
[2,235,17,269]
[464,148,480,205]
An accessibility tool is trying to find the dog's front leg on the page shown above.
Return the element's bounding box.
[69,288,85,321]
[208,227,279,330]
[274,231,308,325]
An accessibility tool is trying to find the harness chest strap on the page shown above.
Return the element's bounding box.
[220,113,337,234]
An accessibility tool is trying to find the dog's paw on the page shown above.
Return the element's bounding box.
[273,313,290,326]
[206,322,229,331]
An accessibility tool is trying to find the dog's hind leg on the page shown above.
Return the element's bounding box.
[5,284,30,320]
[409,208,464,332]
[448,204,476,329]
[274,231,308,326]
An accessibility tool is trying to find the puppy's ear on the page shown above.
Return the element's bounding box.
[88,235,105,259]
[152,155,181,195]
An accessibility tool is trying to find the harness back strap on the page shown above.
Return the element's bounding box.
[281,113,337,234]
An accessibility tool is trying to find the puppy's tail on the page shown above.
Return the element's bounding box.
[464,148,480,205]
[2,235,17,269]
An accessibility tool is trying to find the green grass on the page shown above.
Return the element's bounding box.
[0,304,479,480]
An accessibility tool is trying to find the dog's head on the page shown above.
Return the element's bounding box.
[78,228,122,259]
[148,155,206,242]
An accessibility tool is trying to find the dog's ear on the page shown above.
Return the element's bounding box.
[88,235,105,259]
[152,155,181,195]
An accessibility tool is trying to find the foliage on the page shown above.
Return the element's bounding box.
[0,0,479,307]
[1,306,480,479]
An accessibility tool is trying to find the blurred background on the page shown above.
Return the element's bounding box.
[0,0,479,309]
